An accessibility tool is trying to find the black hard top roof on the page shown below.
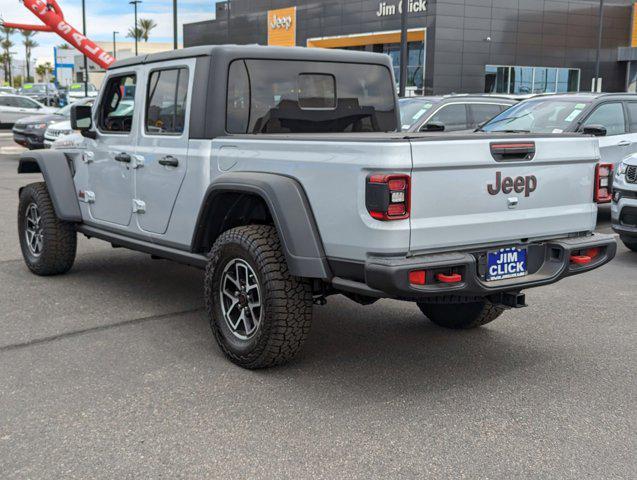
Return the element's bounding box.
[109,44,392,69]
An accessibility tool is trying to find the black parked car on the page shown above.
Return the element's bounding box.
[12,98,93,150]
[399,95,517,132]
[18,83,60,107]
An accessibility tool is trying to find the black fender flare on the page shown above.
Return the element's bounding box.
[192,172,331,279]
[17,151,82,222]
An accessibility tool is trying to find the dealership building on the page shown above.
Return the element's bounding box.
[184,0,637,95]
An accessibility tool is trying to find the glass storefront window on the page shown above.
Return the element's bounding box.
[381,42,425,88]
[485,65,580,94]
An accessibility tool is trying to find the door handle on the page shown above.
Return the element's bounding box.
[114,152,131,163]
[617,140,631,147]
[158,155,179,167]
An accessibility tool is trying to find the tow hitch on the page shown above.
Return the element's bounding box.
[489,292,527,308]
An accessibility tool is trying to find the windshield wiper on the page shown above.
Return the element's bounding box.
[476,112,532,132]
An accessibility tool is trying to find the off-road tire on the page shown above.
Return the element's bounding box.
[622,240,637,252]
[417,301,504,329]
[205,225,313,369]
[18,182,77,276]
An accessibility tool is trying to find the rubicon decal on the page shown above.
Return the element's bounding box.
[487,172,537,197]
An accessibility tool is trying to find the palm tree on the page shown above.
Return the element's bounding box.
[0,26,15,85]
[58,43,71,50]
[138,18,157,42]
[126,26,143,42]
[35,62,53,82]
[21,31,38,83]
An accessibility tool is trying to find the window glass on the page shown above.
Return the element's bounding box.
[298,74,335,109]
[625,102,637,132]
[581,102,626,136]
[146,68,189,135]
[98,74,136,133]
[427,104,468,131]
[226,59,396,134]
[227,60,250,134]
[16,97,39,109]
[398,98,436,131]
[470,103,506,128]
[511,67,533,94]
[0,97,10,107]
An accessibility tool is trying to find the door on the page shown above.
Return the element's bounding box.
[134,63,192,234]
[85,72,139,227]
[621,101,637,160]
[0,97,18,123]
[422,103,469,132]
[579,101,629,167]
[12,96,46,121]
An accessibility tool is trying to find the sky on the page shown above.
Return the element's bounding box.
[0,0,219,63]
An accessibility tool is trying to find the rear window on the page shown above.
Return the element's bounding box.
[226,59,396,134]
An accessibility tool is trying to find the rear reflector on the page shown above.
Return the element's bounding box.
[409,270,427,285]
[366,173,410,221]
[570,255,592,265]
[435,273,463,283]
[594,163,613,203]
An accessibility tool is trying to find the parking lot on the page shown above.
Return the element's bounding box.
[0,131,635,479]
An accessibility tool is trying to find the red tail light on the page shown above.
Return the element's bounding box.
[594,163,613,203]
[366,173,410,221]
[409,270,426,285]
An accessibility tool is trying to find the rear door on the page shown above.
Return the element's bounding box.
[408,135,598,254]
[578,101,629,167]
[422,103,469,132]
[134,60,193,235]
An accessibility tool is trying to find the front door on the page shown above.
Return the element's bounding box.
[85,72,139,227]
[579,101,629,167]
[134,62,192,235]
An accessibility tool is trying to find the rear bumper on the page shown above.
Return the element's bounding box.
[611,193,637,240]
[331,233,617,301]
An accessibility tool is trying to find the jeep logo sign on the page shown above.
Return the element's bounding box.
[487,172,537,197]
[267,6,297,47]
[270,14,292,30]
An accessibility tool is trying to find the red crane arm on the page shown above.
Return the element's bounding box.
[1,0,115,70]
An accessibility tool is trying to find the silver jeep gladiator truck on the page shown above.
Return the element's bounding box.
[17,45,616,368]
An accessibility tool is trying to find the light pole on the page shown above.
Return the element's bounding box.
[594,0,604,92]
[173,0,178,50]
[129,0,142,56]
[82,0,88,97]
[113,31,119,58]
[398,0,409,97]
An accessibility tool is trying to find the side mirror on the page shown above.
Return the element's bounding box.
[71,104,97,139]
[421,121,445,132]
[582,124,607,137]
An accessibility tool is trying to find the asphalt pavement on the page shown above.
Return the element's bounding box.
[0,132,635,479]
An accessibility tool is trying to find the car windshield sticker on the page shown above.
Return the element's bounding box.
[412,103,433,120]
[564,108,583,122]
[23,84,33,89]
[552,128,563,133]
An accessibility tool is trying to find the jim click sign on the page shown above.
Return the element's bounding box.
[377,0,427,17]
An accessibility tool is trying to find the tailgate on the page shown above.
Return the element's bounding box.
[408,136,598,254]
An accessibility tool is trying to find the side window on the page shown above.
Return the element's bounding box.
[469,103,505,128]
[145,68,189,135]
[226,60,250,134]
[425,104,468,132]
[298,74,336,109]
[14,97,38,109]
[625,102,637,133]
[98,74,137,133]
[0,97,11,107]
[581,102,625,136]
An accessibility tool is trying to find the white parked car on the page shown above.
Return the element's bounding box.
[66,83,99,101]
[0,94,56,125]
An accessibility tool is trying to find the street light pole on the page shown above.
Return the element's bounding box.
[594,0,604,92]
[173,0,178,50]
[112,31,119,58]
[129,1,142,56]
[398,0,409,97]
[82,0,88,97]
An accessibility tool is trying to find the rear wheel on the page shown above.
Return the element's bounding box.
[204,225,313,369]
[417,301,504,329]
[18,182,77,276]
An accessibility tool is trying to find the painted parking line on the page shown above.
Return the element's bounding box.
[0,146,26,154]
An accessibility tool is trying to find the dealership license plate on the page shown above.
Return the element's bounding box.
[486,247,527,281]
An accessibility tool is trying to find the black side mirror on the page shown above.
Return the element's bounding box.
[582,124,607,137]
[421,121,445,132]
[71,104,97,139]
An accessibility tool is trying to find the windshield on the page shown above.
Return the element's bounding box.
[480,99,591,133]
[399,99,436,131]
[56,98,95,117]
[21,84,53,94]
[69,83,96,91]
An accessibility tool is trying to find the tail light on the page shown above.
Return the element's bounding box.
[366,173,410,221]
[594,163,613,203]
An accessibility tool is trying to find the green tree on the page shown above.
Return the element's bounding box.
[0,26,15,85]
[126,26,143,42]
[35,61,53,81]
[138,18,157,42]
[21,30,38,83]
[58,43,71,50]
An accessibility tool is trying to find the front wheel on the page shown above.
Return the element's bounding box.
[18,182,77,276]
[417,301,504,329]
[204,225,313,369]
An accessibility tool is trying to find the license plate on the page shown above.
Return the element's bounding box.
[486,247,527,281]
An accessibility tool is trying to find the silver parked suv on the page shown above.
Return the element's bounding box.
[612,154,637,251]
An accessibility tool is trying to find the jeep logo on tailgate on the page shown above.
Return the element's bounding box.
[487,172,537,197]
